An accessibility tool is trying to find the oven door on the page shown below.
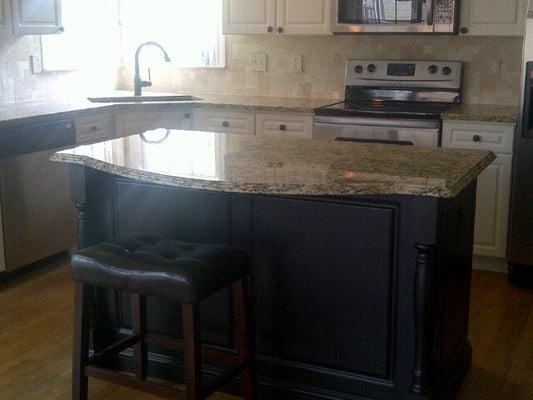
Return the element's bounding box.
[331,0,456,33]
[313,116,440,147]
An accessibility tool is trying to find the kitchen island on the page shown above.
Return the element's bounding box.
[53,129,494,400]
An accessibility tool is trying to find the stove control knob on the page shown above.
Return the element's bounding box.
[442,66,452,76]
[428,65,438,74]
[354,65,363,74]
[367,64,377,73]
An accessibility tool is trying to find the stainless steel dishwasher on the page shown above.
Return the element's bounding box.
[0,119,77,272]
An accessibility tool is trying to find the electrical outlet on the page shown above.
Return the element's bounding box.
[291,55,304,73]
[252,53,267,72]
[488,59,501,76]
[31,54,43,74]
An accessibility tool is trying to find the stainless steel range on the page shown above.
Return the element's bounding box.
[314,60,463,147]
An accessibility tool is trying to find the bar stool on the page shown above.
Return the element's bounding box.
[71,234,257,400]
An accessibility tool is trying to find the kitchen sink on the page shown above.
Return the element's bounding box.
[88,94,203,103]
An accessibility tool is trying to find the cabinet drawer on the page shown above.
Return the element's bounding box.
[115,110,192,138]
[442,121,515,154]
[193,109,255,135]
[75,113,115,144]
[256,112,313,138]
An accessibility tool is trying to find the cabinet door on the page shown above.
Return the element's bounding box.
[223,0,276,34]
[12,0,62,35]
[115,110,192,139]
[460,0,527,36]
[277,0,330,34]
[473,154,513,258]
[0,0,12,35]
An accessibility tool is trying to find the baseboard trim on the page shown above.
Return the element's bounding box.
[472,256,508,274]
[0,250,70,285]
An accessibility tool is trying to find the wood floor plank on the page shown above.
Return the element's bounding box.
[1,261,532,399]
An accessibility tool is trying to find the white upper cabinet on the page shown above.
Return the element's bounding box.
[11,0,62,35]
[223,0,330,35]
[0,0,12,35]
[277,0,330,34]
[223,0,276,34]
[460,0,527,36]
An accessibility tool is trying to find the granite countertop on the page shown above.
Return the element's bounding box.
[442,104,519,123]
[0,92,340,129]
[52,129,495,198]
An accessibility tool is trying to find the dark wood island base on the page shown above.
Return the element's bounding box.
[70,166,477,400]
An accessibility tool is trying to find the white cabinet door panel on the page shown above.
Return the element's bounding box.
[473,154,513,258]
[193,109,256,135]
[115,111,192,139]
[460,0,527,36]
[12,0,62,35]
[223,0,276,34]
[442,121,515,154]
[0,0,12,35]
[256,112,313,138]
[277,0,330,34]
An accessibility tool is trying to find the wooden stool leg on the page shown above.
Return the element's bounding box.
[233,278,257,400]
[182,303,202,400]
[131,294,148,380]
[72,282,91,400]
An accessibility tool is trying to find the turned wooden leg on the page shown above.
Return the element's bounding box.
[72,282,91,400]
[131,293,148,380]
[233,278,257,400]
[182,303,202,400]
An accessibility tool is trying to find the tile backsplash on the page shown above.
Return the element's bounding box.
[1,34,525,106]
[0,35,116,104]
[118,35,524,106]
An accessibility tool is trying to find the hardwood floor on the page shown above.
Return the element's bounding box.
[0,260,532,399]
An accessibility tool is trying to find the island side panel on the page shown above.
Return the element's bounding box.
[72,171,477,400]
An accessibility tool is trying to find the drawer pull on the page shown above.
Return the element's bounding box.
[222,121,230,128]
[473,135,482,143]
[279,124,286,131]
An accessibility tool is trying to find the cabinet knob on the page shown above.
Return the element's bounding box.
[222,121,230,128]
[460,27,468,34]
[267,26,273,33]
[90,126,98,132]
[58,26,65,33]
[277,27,284,34]
[473,135,482,143]
[279,124,286,131]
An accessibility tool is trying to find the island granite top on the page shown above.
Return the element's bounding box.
[52,129,495,199]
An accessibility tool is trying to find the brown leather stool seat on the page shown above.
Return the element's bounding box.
[71,234,250,303]
[71,235,257,400]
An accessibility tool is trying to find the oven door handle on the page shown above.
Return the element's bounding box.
[427,0,434,26]
[313,116,439,130]
[335,137,414,146]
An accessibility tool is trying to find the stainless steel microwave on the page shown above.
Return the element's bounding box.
[331,0,459,34]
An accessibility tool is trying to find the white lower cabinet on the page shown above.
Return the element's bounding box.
[75,113,115,144]
[442,120,515,259]
[256,112,313,138]
[115,110,192,139]
[193,109,256,135]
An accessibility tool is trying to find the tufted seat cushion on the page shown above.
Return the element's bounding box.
[71,235,250,303]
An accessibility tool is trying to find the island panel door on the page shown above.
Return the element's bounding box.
[254,196,397,379]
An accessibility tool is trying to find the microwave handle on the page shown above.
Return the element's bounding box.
[426,0,434,25]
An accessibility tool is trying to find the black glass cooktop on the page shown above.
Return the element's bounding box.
[315,101,457,119]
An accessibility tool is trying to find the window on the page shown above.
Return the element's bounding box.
[41,0,119,71]
[119,0,225,68]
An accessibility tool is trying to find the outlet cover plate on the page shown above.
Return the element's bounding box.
[291,55,304,73]
[31,54,43,74]
[252,53,267,72]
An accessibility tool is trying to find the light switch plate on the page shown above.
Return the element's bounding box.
[252,53,267,72]
[31,54,43,74]
[291,55,304,73]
